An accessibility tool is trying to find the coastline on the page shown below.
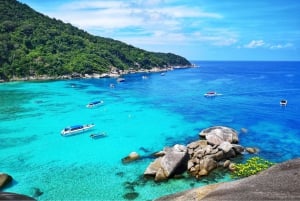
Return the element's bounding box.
[0,65,196,83]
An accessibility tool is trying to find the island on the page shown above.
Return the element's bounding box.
[0,0,191,82]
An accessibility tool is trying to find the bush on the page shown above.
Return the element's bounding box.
[231,157,275,178]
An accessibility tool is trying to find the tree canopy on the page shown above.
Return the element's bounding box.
[0,0,191,81]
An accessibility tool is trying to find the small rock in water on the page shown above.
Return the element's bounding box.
[246,147,259,154]
[122,152,140,164]
[240,128,248,134]
[30,187,43,198]
[116,172,125,177]
[123,192,139,200]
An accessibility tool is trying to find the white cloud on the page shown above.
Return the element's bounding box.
[244,40,265,48]
[115,29,237,49]
[243,40,294,50]
[270,43,293,49]
[60,1,126,10]
[51,1,222,30]
[43,0,229,48]
[192,29,238,46]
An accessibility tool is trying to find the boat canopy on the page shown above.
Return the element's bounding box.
[65,125,84,131]
[91,101,101,105]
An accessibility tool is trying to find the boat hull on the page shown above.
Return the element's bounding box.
[204,91,222,97]
[280,100,288,106]
[86,101,104,108]
[61,124,95,136]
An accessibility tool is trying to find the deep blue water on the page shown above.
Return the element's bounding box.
[0,61,300,200]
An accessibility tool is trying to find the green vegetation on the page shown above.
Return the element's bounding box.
[231,157,275,178]
[0,0,191,81]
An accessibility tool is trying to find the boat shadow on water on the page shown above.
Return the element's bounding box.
[90,133,107,139]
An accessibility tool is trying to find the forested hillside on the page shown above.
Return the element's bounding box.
[0,0,191,81]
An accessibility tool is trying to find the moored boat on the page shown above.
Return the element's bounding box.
[61,124,95,136]
[117,78,125,82]
[280,99,287,106]
[204,91,220,97]
[86,100,104,108]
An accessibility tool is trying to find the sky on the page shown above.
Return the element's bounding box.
[18,0,300,61]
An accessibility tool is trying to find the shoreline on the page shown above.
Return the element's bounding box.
[0,65,196,83]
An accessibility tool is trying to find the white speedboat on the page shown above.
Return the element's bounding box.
[117,78,125,82]
[86,100,104,108]
[204,91,220,97]
[280,99,287,106]
[61,124,95,136]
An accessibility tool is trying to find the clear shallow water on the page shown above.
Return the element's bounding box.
[1,61,300,200]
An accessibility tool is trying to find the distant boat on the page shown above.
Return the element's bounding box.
[86,100,104,108]
[117,78,125,82]
[90,133,106,139]
[61,124,95,136]
[160,73,165,76]
[204,91,221,97]
[280,99,287,106]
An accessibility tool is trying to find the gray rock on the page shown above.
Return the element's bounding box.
[246,147,259,154]
[155,168,167,182]
[223,148,236,159]
[187,140,201,149]
[204,145,213,155]
[188,157,218,178]
[0,192,36,201]
[188,140,208,149]
[0,173,12,189]
[223,160,231,168]
[199,126,239,145]
[144,157,162,176]
[194,148,205,158]
[153,151,166,157]
[199,158,218,176]
[144,144,188,181]
[160,145,188,178]
[232,144,245,154]
[187,160,195,170]
[228,162,236,171]
[122,151,140,163]
[206,151,224,161]
[218,141,233,153]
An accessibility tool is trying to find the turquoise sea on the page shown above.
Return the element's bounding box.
[1,61,300,200]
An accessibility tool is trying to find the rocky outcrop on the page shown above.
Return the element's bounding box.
[199,126,239,145]
[186,140,244,178]
[0,173,12,189]
[144,144,189,181]
[155,158,300,201]
[0,192,36,200]
[145,126,246,181]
